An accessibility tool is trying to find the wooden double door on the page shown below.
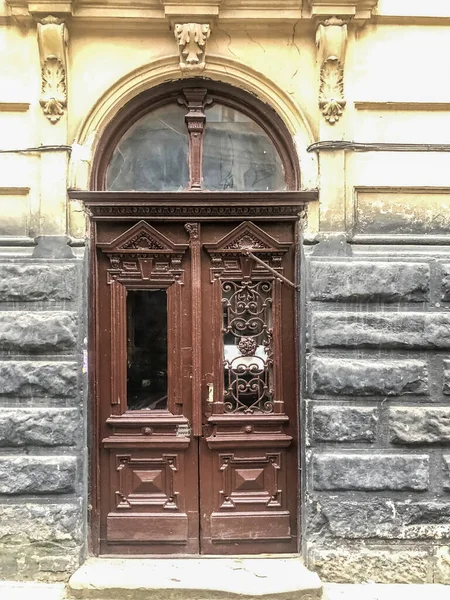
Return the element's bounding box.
[93,206,299,555]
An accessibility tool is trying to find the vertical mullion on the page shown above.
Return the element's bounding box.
[182,88,208,190]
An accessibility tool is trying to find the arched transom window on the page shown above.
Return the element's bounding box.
[94,82,299,192]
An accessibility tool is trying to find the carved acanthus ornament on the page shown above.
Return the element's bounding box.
[316,16,348,124]
[174,23,211,71]
[37,15,68,124]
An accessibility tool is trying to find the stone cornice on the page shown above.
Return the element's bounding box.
[5,0,305,25]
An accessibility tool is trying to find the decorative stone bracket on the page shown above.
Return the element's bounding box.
[316,17,348,125]
[174,23,211,71]
[37,15,68,124]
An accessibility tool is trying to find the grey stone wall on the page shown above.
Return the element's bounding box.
[0,258,86,582]
[303,245,450,584]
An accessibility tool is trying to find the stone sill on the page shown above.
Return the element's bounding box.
[66,556,323,600]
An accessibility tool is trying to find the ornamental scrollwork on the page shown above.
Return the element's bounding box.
[319,57,346,124]
[37,16,68,124]
[316,17,348,125]
[185,222,200,241]
[222,280,274,415]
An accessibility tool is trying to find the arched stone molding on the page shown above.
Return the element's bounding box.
[68,54,318,237]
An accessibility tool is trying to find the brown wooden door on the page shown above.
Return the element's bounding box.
[94,216,299,555]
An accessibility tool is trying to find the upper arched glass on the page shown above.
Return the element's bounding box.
[106,101,287,192]
[203,104,285,191]
[106,104,189,191]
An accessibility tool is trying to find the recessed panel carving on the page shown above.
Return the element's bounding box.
[219,453,282,509]
[115,453,179,510]
[235,468,265,491]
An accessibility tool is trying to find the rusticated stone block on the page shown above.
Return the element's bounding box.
[311,405,377,442]
[0,408,78,447]
[312,453,429,491]
[309,261,429,302]
[0,548,80,582]
[0,263,77,302]
[443,456,450,491]
[0,502,82,545]
[390,407,450,444]
[0,312,77,353]
[311,356,428,396]
[311,548,430,583]
[0,361,77,397]
[312,312,450,349]
[441,264,450,302]
[435,547,450,584]
[313,498,450,539]
[0,456,76,494]
[443,360,450,395]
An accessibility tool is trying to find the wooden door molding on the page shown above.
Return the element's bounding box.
[68,190,317,221]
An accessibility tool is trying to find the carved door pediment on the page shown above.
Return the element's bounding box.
[98,219,188,254]
[204,221,291,279]
[98,220,188,283]
[204,221,291,255]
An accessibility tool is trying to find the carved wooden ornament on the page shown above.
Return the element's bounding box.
[37,15,68,124]
[316,17,348,124]
[174,23,211,71]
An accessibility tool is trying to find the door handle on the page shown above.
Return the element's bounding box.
[207,382,214,403]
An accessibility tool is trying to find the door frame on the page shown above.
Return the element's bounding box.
[69,190,318,555]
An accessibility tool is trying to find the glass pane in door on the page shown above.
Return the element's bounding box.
[126,289,168,410]
[222,279,274,414]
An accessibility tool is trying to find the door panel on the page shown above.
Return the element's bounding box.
[96,221,199,554]
[95,217,298,555]
[198,222,298,553]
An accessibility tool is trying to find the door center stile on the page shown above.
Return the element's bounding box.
[185,223,203,437]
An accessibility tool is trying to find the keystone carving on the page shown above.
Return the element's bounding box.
[316,17,348,124]
[37,15,68,124]
[174,23,211,71]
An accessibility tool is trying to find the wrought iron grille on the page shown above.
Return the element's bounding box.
[222,279,274,414]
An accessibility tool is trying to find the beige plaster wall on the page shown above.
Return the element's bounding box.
[0,2,449,240]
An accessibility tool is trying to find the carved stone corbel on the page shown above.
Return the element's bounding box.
[37,15,68,124]
[174,23,211,71]
[316,17,348,125]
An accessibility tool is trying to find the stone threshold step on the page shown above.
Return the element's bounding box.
[67,556,322,600]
